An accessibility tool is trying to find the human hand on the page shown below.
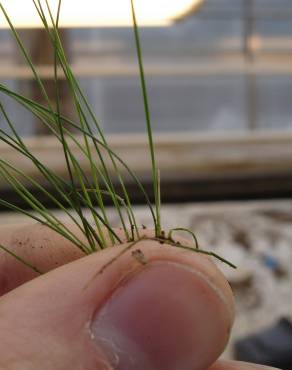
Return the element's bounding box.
[0,223,279,370]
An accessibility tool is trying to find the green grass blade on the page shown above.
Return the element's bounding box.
[130,0,161,236]
[0,243,43,274]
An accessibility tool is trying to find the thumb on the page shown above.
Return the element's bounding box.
[0,239,234,370]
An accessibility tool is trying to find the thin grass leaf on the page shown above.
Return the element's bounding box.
[168,228,199,249]
[130,0,161,236]
[153,237,237,269]
[0,243,43,274]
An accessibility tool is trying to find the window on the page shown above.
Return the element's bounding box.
[1,0,292,195]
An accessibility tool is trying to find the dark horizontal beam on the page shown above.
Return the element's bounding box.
[1,171,292,213]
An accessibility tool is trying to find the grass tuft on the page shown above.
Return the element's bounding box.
[0,0,235,272]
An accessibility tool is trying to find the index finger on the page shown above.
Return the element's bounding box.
[0,222,121,295]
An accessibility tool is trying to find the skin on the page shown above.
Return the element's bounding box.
[0,223,279,370]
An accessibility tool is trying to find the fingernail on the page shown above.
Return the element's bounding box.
[91,261,231,370]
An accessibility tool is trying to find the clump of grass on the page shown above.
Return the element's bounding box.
[0,0,236,273]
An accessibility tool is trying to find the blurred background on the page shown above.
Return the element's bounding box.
[2,0,292,200]
[3,0,292,134]
[1,0,292,368]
